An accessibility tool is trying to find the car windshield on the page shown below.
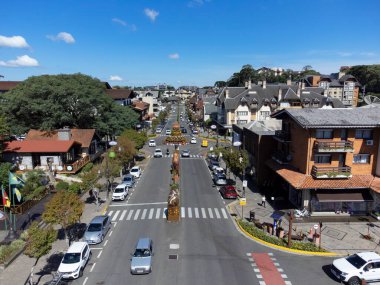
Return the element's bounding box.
[87,223,102,232]
[150,140,154,143]
[62,253,81,264]
[133,249,151,257]
[346,254,367,269]
[218,174,226,179]
[124,176,132,182]
[114,188,124,193]
[131,168,138,173]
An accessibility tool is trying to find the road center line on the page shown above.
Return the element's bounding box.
[83,277,88,285]
[90,263,96,272]
[97,250,102,258]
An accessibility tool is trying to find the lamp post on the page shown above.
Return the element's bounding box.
[106,140,117,199]
[0,210,18,243]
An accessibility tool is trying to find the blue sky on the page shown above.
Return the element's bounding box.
[1,0,379,87]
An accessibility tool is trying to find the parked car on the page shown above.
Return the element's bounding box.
[122,174,135,188]
[181,149,190,158]
[208,159,220,170]
[130,166,142,178]
[219,185,238,199]
[213,167,225,175]
[181,128,187,134]
[165,129,172,135]
[130,238,153,275]
[331,252,380,284]
[148,139,156,147]
[202,140,208,147]
[190,137,197,144]
[154,149,163,158]
[135,153,145,161]
[112,183,129,201]
[213,172,227,186]
[83,215,111,244]
[155,128,162,134]
[58,242,91,279]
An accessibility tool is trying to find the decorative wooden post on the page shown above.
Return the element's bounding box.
[288,210,293,247]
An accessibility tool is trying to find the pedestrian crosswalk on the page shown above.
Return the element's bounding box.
[147,154,203,158]
[107,207,230,221]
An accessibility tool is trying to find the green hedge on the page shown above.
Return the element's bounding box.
[0,239,26,264]
[238,220,326,252]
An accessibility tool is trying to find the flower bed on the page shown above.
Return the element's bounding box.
[0,239,26,266]
[238,220,326,252]
[165,136,187,144]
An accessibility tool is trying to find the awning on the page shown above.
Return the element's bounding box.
[316,190,373,202]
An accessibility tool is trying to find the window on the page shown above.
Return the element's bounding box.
[236,111,248,116]
[315,154,331,164]
[315,129,333,139]
[260,111,270,120]
[353,154,370,164]
[237,120,248,124]
[355,129,373,139]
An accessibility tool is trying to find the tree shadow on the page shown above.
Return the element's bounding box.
[322,264,341,283]
[35,252,66,284]
[66,223,87,243]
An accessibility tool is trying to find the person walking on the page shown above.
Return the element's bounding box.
[261,196,266,208]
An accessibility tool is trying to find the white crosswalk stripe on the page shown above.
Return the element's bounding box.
[126,209,134,220]
[107,207,229,221]
[112,210,120,221]
[148,208,154,219]
[119,209,127,220]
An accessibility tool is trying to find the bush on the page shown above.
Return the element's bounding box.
[238,220,326,252]
[56,181,69,191]
[68,182,82,195]
[81,162,94,173]
[0,239,26,264]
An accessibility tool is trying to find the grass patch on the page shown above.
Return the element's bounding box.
[0,239,26,264]
[238,220,326,252]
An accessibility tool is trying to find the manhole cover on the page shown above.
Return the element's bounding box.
[169,254,178,260]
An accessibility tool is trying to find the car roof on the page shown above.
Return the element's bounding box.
[224,185,236,191]
[90,215,108,224]
[131,166,139,170]
[124,174,133,178]
[155,148,162,151]
[357,252,380,261]
[149,139,155,142]
[136,237,152,249]
[67,242,88,253]
[115,183,128,188]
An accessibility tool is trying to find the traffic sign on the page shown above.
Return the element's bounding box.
[242,180,247,188]
[239,197,246,206]
[314,224,319,230]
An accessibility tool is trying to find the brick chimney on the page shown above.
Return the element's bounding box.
[262,80,267,89]
[297,82,301,97]
[58,127,71,141]
[278,88,282,102]
[225,88,229,98]
[248,80,252,89]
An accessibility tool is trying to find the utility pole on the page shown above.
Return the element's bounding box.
[288,210,294,247]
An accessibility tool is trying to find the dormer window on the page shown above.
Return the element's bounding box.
[303,98,310,107]
[263,98,270,106]
[313,98,320,107]
[250,99,258,109]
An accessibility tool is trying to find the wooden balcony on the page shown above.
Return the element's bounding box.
[311,165,352,179]
[57,155,91,174]
[272,151,292,164]
[315,140,354,153]
[274,130,291,142]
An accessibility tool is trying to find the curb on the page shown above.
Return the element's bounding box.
[234,218,341,257]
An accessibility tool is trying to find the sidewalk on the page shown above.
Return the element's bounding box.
[0,177,119,285]
[223,158,380,255]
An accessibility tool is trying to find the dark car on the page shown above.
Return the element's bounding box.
[208,159,220,170]
[213,172,227,186]
[219,185,238,199]
[181,128,187,134]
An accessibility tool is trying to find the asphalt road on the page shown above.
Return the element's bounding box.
[70,103,340,285]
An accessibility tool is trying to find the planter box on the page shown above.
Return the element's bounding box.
[0,245,26,272]
[167,206,180,222]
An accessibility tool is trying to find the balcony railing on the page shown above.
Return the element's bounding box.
[58,155,91,174]
[274,130,291,142]
[272,151,292,164]
[314,140,354,153]
[311,165,352,179]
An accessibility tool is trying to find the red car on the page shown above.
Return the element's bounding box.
[219,186,238,199]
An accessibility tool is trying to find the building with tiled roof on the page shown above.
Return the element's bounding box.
[2,128,103,173]
[0,81,21,94]
[265,107,380,216]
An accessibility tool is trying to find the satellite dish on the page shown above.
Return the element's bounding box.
[364,95,380,105]
[233,141,242,147]
[19,165,25,170]
[57,166,63,171]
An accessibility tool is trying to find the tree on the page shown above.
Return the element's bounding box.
[24,221,57,284]
[22,169,46,200]
[0,162,12,189]
[120,129,147,150]
[42,190,84,242]
[0,73,139,136]
[348,65,380,95]
[214,81,226,88]
[116,135,136,167]
[151,118,160,130]
[220,147,249,179]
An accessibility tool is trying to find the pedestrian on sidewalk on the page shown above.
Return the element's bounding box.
[261,196,266,208]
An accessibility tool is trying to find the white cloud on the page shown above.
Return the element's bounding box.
[144,8,159,22]
[47,32,75,44]
[109,75,123,81]
[188,0,211,7]
[0,35,29,48]
[169,53,180,59]
[112,18,137,31]
[0,55,39,67]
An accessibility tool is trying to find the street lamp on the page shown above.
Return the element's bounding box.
[0,210,18,242]
[105,140,117,199]
[239,156,246,197]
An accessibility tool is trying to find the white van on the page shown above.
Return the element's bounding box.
[58,242,91,279]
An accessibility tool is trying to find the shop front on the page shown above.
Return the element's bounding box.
[309,189,374,215]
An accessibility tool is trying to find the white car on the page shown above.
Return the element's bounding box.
[130,166,141,178]
[190,137,197,144]
[155,128,162,134]
[112,183,129,201]
[58,242,91,279]
[181,149,190,158]
[148,139,156,147]
[154,149,163,158]
[331,251,380,284]
[165,129,172,135]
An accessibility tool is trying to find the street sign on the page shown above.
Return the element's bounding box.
[242,180,247,188]
[314,224,319,230]
[239,197,246,206]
